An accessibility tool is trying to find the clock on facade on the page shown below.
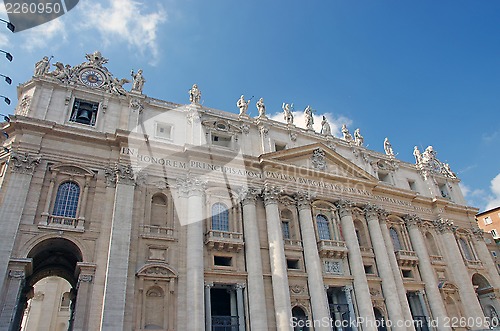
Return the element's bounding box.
[79,69,105,88]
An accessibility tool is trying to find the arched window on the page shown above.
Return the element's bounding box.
[292,306,309,331]
[212,203,229,232]
[459,238,473,260]
[316,214,331,240]
[390,227,402,251]
[52,182,80,218]
[151,194,168,226]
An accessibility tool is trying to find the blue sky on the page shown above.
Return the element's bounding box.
[0,0,499,211]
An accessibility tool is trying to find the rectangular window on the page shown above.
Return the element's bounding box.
[70,99,99,126]
[364,265,374,274]
[286,259,300,270]
[378,172,392,184]
[214,256,232,267]
[211,134,232,148]
[402,269,413,278]
[408,180,417,192]
[155,122,172,140]
[439,183,450,199]
[484,216,493,225]
[491,229,498,238]
[275,142,287,152]
[282,221,290,239]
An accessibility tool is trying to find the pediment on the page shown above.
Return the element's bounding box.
[260,143,377,182]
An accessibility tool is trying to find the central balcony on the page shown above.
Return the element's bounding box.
[317,240,348,258]
[141,225,175,240]
[38,215,84,233]
[205,230,244,252]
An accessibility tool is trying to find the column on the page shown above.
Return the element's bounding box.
[263,185,292,330]
[0,259,31,330]
[72,263,96,331]
[343,285,358,331]
[433,219,485,324]
[76,174,91,230]
[378,212,415,328]
[239,187,269,330]
[296,191,331,331]
[100,164,136,331]
[205,282,213,331]
[236,284,246,331]
[471,228,500,289]
[417,291,431,323]
[179,176,206,331]
[335,200,376,331]
[0,153,40,299]
[40,169,57,225]
[364,205,406,330]
[403,215,450,331]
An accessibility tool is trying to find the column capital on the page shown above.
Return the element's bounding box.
[177,175,207,198]
[204,282,214,289]
[235,283,246,290]
[378,208,389,223]
[364,203,381,220]
[433,218,457,234]
[115,163,136,185]
[403,214,422,228]
[295,190,315,211]
[262,184,283,206]
[239,186,261,206]
[335,200,354,218]
[10,152,41,175]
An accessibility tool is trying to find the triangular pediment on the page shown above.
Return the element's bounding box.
[259,143,377,182]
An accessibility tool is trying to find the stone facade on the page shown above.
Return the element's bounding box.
[0,52,499,331]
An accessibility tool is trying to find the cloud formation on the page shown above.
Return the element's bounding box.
[485,173,500,210]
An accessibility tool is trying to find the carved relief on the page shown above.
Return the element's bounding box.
[239,187,261,206]
[311,148,327,171]
[262,185,282,206]
[10,152,41,175]
[433,218,457,233]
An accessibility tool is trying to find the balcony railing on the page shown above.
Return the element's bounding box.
[359,246,374,257]
[211,315,239,331]
[429,255,445,265]
[141,225,175,240]
[465,259,483,269]
[318,240,348,258]
[205,230,244,252]
[284,239,303,251]
[38,215,84,232]
[395,250,419,267]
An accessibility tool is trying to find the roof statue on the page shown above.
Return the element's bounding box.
[341,124,352,142]
[131,69,146,93]
[282,103,294,125]
[320,116,331,136]
[384,137,394,157]
[34,56,50,77]
[189,84,201,104]
[237,95,250,117]
[256,98,266,118]
[304,105,314,130]
[354,128,364,146]
[414,145,457,179]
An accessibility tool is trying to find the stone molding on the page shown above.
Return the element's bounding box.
[176,175,207,198]
[363,203,380,220]
[295,191,315,211]
[433,218,457,233]
[403,214,422,228]
[10,152,41,175]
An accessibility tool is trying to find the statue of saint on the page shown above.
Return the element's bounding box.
[304,105,314,130]
[34,56,50,76]
[237,95,250,116]
[342,124,353,142]
[189,84,201,104]
[131,69,146,93]
[384,137,394,156]
[282,103,294,125]
[413,146,422,164]
[256,98,266,118]
[320,116,331,135]
[354,128,364,146]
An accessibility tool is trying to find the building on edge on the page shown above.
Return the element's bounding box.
[0,51,499,331]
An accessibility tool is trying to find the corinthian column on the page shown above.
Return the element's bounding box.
[433,219,485,325]
[239,187,269,331]
[0,152,40,323]
[378,211,414,328]
[178,175,206,331]
[295,191,331,331]
[471,228,500,290]
[403,215,450,331]
[335,200,376,331]
[263,185,292,330]
[364,205,406,330]
[101,164,137,331]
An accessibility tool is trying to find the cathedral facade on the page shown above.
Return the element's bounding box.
[0,52,498,331]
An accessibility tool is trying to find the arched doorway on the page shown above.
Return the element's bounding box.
[373,307,387,331]
[472,273,499,325]
[292,306,309,331]
[15,238,83,331]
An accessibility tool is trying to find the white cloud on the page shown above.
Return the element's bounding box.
[77,0,166,65]
[268,109,352,138]
[13,0,166,64]
[485,173,500,210]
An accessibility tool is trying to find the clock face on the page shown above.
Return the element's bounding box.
[80,69,105,87]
